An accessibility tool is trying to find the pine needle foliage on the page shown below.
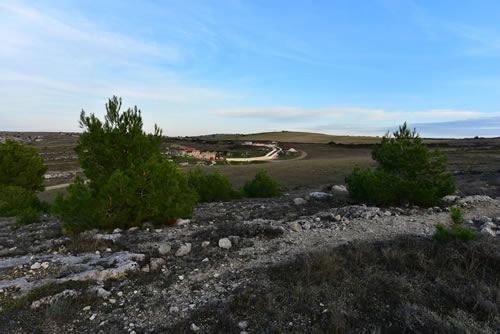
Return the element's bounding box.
[53,96,197,233]
[345,123,455,207]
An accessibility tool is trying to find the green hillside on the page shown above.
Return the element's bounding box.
[219,131,381,144]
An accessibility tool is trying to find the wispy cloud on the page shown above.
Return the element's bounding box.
[0,1,234,133]
[215,106,489,122]
[0,2,180,64]
[448,24,500,56]
[305,116,500,138]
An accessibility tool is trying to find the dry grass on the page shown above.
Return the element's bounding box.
[219,131,382,144]
[169,236,500,333]
[182,155,374,191]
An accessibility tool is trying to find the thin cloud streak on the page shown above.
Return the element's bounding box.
[215,106,490,122]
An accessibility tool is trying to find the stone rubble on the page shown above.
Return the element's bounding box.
[0,191,499,333]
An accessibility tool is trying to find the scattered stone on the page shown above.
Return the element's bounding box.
[293,198,307,205]
[177,219,190,226]
[442,195,459,205]
[30,262,41,270]
[31,289,78,310]
[128,227,139,232]
[331,185,348,197]
[238,320,248,329]
[89,314,97,321]
[91,286,111,298]
[458,195,493,205]
[150,258,166,271]
[83,306,91,311]
[218,238,232,249]
[201,241,210,248]
[41,262,50,269]
[191,323,200,331]
[290,221,302,232]
[170,306,179,313]
[334,215,341,221]
[112,228,123,233]
[309,192,332,200]
[158,243,172,255]
[481,226,496,237]
[175,243,192,257]
[475,216,492,224]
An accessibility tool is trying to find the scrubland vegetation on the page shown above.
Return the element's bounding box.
[1,97,499,334]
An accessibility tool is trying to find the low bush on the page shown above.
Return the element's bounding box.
[16,206,42,227]
[243,170,281,198]
[434,223,477,242]
[53,157,198,233]
[187,168,241,202]
[0,139,47,192]
[0,186,41,216]
[346,123,455,207]
[0,139,48,226]
[0,186,43,226]
[434,207,477,242]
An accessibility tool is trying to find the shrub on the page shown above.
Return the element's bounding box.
[243,170,281,198]
[0,186,41,216]
[433,223,477,242]
[0,139,47,225]
[0,139,47,192]
[433,208,477,242]
[53,97,198,233]
[188,168,240,202]
[450,206,464,225]
[345,123,455,207]
[16,206,42,227]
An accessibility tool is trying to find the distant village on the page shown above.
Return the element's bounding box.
[166,141,297,163]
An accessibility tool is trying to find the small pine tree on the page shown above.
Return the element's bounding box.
[53,96,198,233]
[346,123,455,207]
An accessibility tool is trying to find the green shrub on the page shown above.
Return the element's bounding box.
[53,97,198,233]
[0,139,47,192]
[0,186,43,227]
[450,206,464,225]
[243,170,281,198]
[433,223,477,242]
[433,208,477,242]
[345,123,455,207]
[188,168,240,202]
[0,186,41,216]
[16,206,42,227]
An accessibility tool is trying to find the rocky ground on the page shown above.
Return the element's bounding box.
[0,189,499,333]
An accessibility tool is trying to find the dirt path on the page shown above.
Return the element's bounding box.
[271,149,308,163]
[45,183,70,191]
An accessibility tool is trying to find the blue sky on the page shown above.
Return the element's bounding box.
[1,0,499,137]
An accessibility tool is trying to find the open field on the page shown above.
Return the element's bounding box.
[2,131,500,199]
[217,131,382,144]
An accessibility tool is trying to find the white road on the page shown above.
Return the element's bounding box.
[226,145,282,162]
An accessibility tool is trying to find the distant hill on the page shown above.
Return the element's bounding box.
[217,131,381,144]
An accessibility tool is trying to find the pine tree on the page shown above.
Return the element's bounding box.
[346,123,455,207]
